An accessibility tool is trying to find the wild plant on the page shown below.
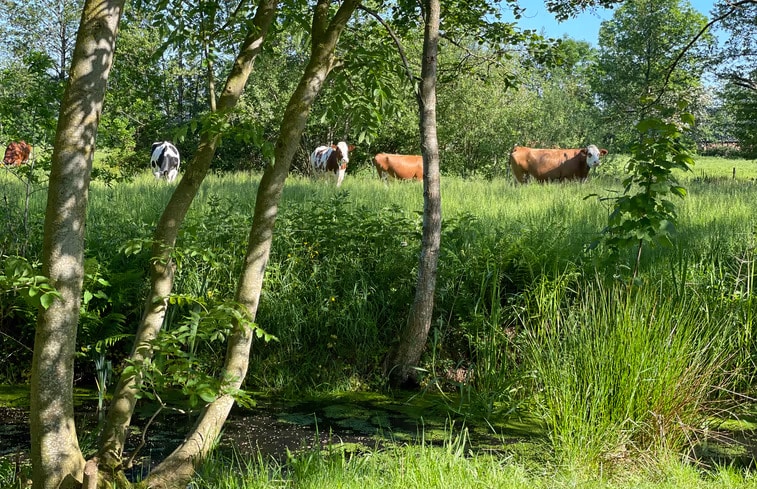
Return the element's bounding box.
[521,277,738,469]
[0,256,59,382]
[594,106,695,280]
[249,193,421,393]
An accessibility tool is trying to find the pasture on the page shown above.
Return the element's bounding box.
[2,154,757,486]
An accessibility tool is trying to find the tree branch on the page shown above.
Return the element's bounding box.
[727,74,757,92]
[358,5,420,92]
[650,0,755,108]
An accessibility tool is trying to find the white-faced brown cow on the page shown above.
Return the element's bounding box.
[3,141,32,166]
[509,145,608,183]
[373,153,423,182]
[310,141,354,187]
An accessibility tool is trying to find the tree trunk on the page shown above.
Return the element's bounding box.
[97,0,278,474]
[142,2,360,486]
[30,0,125,487]
[384,0,441,387]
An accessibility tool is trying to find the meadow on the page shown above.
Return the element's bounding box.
[1,155,757,487]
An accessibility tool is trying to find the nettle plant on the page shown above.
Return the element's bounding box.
[597,105,695,279]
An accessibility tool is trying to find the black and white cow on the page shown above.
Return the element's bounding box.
[150,141,181,182]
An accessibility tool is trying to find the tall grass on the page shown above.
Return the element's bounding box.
[520,277,739,469]
[190,435,757,489]
[2,160,756,473]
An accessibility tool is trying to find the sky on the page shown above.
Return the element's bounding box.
[505,1,717,45]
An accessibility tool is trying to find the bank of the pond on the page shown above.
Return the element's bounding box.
[0,387,541,467]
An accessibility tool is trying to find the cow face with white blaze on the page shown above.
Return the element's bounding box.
[310,141,354,187]
[585,144,604,169]
[150,141,181,182]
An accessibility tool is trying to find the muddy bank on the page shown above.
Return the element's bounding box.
[0,390,530,468]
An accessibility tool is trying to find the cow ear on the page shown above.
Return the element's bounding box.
[600,149,608,156]
[580,148,588,155]
[348,145,355,151]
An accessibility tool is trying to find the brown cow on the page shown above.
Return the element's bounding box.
[3,141,32,166]
[509,145,608,183]
[311,141,354,187]
[374,153,423,182]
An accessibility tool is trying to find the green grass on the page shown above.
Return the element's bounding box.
[521,279,739,468]
[2,155,757,485]
[683,156,757,181]
[189,436,757,489]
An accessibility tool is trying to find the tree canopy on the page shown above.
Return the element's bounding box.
[592,0,714,146]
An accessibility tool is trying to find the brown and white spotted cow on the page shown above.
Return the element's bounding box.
[3,141,32,166]
[509,145,608,183]
[373,153,424,182]
[310,141,354,187]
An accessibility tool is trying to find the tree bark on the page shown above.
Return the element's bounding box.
[142,1,360,486]
[384,0,441,387]
[97,0,278,473]
[30,0,125,487]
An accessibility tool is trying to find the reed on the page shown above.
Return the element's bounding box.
[520,277,739,469]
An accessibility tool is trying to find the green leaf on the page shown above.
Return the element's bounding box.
[39,291,58,309]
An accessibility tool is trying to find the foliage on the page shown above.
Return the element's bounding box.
[434,38,604,178]
[102,10,192,153]
[0,0,83,80]
[3,169,757,475]
[721,76,757,157]
[251,192,423,392]
[0,256,60,311]
[124,297,270,410]
[0,51,63,147]
[596,107,695,278]
[0,156,49,258]
[592,0,713,148]
[713,0,757,92]
[191,430,757,489]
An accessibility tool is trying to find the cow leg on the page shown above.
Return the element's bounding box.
[336,168,346,187]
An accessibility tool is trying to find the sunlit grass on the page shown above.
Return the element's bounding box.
[682,156,757,181]
[192,437,757,489]
[520,278,739,469]
[2,155,757,483]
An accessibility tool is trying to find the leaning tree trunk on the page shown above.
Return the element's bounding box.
[142,1,360,487]
[384,0,441,387]
[30,0,125,488]
[97,0,278,476]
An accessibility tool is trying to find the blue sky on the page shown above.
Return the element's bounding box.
[506,1,716,45]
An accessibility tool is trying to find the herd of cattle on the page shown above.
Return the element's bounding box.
[308,141,608,185]
[2,139,609,184]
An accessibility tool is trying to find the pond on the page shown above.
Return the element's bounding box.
[0,385,539,476]
[4,385,756,479]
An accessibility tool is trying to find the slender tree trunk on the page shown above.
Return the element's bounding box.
[30,0,124,487]
[97,0,278,474]
[384,0,441,387]
[143,2,360,486]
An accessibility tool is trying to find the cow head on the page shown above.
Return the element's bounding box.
[584,145,608,169]
[333,141,355,187]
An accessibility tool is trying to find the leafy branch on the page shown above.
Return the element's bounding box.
[595,104,695,280]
